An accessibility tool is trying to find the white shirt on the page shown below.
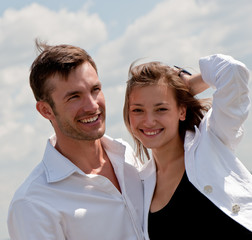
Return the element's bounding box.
[141,54,252,240]
[8,135,144,240]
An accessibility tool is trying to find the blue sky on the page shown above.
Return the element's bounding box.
[1,0,252,238]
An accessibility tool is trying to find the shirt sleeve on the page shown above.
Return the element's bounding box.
[199,54,250,151]
[8,198,66,240]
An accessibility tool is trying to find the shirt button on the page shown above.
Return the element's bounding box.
[232,204,240,214]
[204,185,213,194]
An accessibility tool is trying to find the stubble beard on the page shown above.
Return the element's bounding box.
[53,109,106,141]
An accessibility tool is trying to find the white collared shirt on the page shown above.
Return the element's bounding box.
[8,135,144,240]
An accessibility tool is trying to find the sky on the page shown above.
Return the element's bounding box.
[0,0,252,238]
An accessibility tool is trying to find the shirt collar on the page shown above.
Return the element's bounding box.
[139,157,156,180]
[101,135,126,159]
[42,135,82,183]
[42,134,128,183]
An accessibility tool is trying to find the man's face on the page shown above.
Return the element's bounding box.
[48,62,106,142]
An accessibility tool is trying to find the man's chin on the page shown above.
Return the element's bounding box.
[80,128,106,141]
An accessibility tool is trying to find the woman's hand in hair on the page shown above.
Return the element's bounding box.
[180,73,209,96]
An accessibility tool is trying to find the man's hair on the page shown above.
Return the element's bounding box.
[123,61,211,162]
[29,39,97,107]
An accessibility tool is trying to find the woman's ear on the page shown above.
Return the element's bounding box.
[36,101,55,121]
[179,105,187,121]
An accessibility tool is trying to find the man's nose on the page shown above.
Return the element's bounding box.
[83,95,99,113]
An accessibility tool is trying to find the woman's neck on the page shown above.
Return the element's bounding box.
[152,137,185,172]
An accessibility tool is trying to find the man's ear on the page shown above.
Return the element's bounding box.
[36,101,55,121]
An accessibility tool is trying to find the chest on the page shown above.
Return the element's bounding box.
[42,175,138,239]
[150,166,184,213]
[148,172,252,238]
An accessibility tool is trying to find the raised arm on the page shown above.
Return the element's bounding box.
[179,72,210,96]
[199,54,250,150]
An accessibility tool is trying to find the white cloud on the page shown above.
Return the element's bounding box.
[95,0,252,87]
[0,3,107,68]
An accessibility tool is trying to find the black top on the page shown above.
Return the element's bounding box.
[148,172,252,239]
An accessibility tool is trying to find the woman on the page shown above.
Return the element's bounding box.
[123,54,252,239]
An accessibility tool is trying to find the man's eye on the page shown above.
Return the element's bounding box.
[68,95,79,101]
[93,86,101,93]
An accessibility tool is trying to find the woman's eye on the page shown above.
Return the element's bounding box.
[132,109,143,113]
[157,108,168,112]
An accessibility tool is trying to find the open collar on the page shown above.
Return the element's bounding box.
[42,135,128,183]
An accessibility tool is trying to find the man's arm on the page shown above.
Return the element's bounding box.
[8,199,65,239]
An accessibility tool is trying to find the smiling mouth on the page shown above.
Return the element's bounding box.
[78,114,100,124]
[141,129,163,136]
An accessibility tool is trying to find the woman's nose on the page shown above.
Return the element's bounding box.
[142,113,156,127]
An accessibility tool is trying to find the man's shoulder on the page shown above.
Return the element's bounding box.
[11,162,46,203]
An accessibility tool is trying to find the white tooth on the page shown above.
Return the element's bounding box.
[145,130,159,135]
[81,115,98,123]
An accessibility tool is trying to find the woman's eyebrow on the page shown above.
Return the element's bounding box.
[130,103,143,106]
[154,102,170,107]
[129,102,170,107]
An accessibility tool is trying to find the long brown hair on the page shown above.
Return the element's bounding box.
[123,61,210,162]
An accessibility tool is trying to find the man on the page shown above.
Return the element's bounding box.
[7,41,144,240]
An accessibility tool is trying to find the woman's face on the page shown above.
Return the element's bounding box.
[128,84,186,152]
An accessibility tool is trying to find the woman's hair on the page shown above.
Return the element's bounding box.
[29,39,97,108]
[123,61,210,162]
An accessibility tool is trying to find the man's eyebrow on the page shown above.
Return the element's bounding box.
[93,83,102,88]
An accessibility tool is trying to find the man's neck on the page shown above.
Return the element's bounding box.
[54,135,105,173]
[54,135,121,192]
